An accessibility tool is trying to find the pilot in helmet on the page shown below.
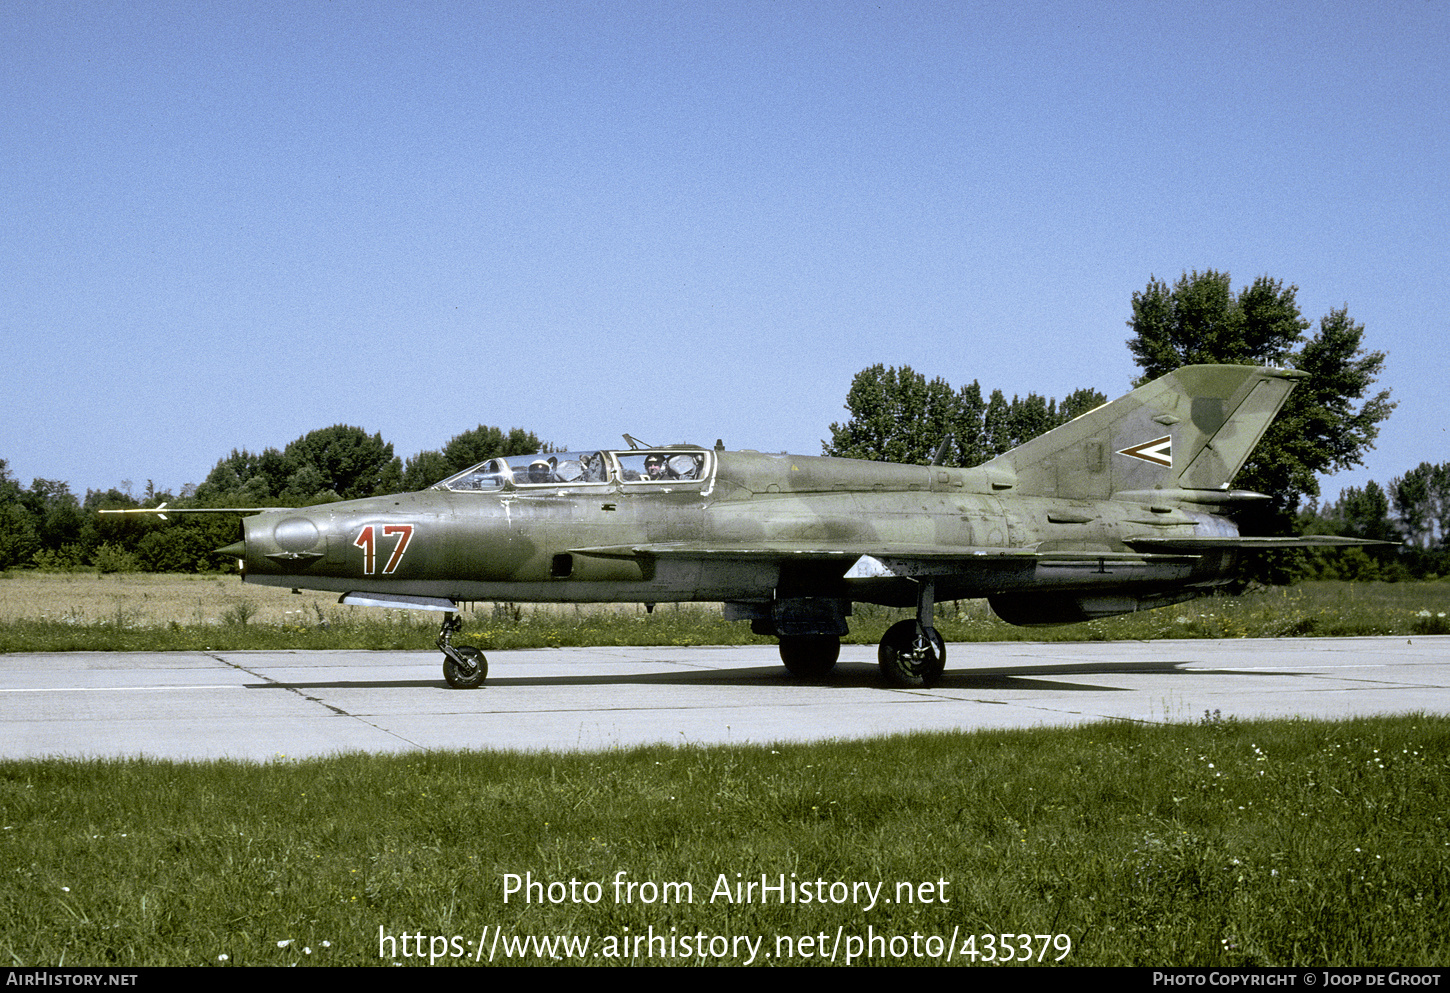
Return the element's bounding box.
[645,454,668,479]
[528,459,552,484]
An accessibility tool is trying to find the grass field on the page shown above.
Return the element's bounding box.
[2,714,1446,967]
[1,570,1448,652]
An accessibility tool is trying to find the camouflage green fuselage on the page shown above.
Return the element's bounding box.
[238,449,1236,612]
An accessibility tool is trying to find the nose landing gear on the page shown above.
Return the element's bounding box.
[438,613,487,688]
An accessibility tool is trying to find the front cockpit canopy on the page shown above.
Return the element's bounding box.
[433,450,709,492]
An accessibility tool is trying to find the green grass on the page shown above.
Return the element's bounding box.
[921,579,1450,642]
[0,602,775,653]
[2,578,1448,653]
[3,714,1448,967]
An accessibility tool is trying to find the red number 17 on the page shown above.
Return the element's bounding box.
[353,524,414,575]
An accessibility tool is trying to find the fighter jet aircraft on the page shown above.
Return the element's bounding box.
[113,364,1381,688]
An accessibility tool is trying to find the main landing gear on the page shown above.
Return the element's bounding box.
[438,613,487,688]
[778,635,841,677]
[876,579,946,689]
[767,582,947,688]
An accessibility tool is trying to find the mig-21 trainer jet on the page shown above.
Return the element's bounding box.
[112,365,1381,688]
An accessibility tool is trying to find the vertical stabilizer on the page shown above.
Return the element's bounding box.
[981,365,1305,500]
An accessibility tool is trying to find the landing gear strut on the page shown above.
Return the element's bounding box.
[877,580,945,688]
[438,612,487,688]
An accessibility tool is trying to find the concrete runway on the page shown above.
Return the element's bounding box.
[4,636,1449,761]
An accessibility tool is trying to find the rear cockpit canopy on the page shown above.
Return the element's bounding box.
[434,450,711,492]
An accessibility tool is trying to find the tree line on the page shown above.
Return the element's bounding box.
[1303,463,1450,580]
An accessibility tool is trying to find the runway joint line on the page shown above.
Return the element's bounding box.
[205,652,426,750]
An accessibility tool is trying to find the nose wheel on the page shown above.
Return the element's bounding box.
[877,579,946,688]
[438,613,487,688]
[878,620,945,688]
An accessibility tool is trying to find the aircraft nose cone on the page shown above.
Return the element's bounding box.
[215,540,246,557]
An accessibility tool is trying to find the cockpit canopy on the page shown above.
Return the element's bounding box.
[434,450,711,492]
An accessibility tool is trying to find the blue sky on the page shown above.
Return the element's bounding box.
[4,1,1446,506]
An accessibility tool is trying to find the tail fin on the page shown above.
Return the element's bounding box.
[981,365,1304,501]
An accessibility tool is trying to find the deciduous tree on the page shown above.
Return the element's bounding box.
[1391,462,1450,550]
[1126,271,1394,534]
[401,425,544,490]
[824,367,1103,466]
[283,425,401,501]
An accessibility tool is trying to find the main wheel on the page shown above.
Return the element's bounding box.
[779,636,840,677]
[878,620,945,688]
[443,646,488,688]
